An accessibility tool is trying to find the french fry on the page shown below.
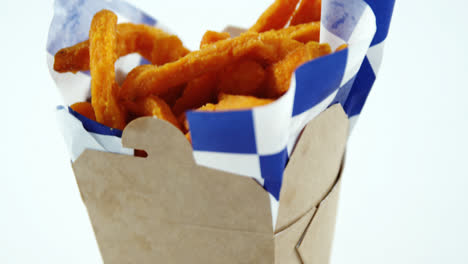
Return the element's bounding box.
[265,41,331,97]
[217,60,266,96]
[120,31,302,100]
[290,0,322,25]
[336,43,348,51]
[250,0,300,32]
[125,95,181,130]
[286,22,320,43]
[200,31,231,48]
[54,23,189,73]
[89,10,126,130]
[172,30,231,115]
[172,73,218,116]
[70,102,96,121]
[198,94,274,111]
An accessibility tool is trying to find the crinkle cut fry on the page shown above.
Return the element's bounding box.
[172,30,231,116]
[250,0,301,32]
[290,0,322,25]
[125,96,182,130]
[120,31,303,100]
[266,41,332,97]
[54,23,189,73]
[89,10,126,130]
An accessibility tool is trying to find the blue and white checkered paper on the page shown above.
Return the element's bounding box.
[48,0,395,228]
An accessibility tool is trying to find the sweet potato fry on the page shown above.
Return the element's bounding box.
[336,43,348,51]
[172,73,218,115]
[120,31,302,100]
[287,22,320,43]
[265,41,332,97]
[125,96,181,130]
[178,113,190,133]
[89,10,126,130]
[290,0,322,25]
[250,0,300,32]
[217,60,266,96]
[198,94,274,111]
[70,102,96,121]
[200,31,230,48]
[54,23,189,73]
[171,30,230,115]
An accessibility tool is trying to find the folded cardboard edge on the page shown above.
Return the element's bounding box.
[71,105,348,263]
[72,118,275,263]
[296,159,344,264]
[276,104,349,233]
[273,153,344,264]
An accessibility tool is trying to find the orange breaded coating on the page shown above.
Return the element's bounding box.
[120,31,302,100]
[250,0,301,32]
[70,102,96,121]
[54,23,189,73]
[336,43,348,51]
[200,31,230,48]
[265,41,331,97]
[172,73,218,116]
[171,30,230,115]
[54,41,90,73]
[89,10,126,130]
[217,94,274,110]
[126,96,181,130]
[116,23,189,65]
[287,22,320,43]
[198,94,274,111]
[178,113,190,133]
[266,22,320,43]
[217,60,266,96]
[290,0,322,26]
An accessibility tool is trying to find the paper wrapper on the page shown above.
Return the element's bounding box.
[47,0,395,261]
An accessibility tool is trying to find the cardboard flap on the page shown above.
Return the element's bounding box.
[121,117,194,163]
[276,104,348,232]
[274,207,316,264]
[297,178,342,264]
[72,117,274,263]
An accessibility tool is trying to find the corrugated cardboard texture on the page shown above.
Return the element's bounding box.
[276,105,348,233]
[72,104,349,263]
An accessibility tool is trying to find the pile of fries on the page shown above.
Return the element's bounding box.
[54,0,343,142]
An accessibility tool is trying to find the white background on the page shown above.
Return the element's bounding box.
[1,0,467,263]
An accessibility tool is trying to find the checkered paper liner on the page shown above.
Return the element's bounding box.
[48,0,395,228]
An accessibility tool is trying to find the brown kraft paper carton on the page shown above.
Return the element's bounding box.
[72,104,348,263]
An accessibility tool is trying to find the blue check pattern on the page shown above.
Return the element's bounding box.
[50,0,395,201]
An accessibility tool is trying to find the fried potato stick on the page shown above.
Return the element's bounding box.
[89,10,126,130]
[200,31,231,48]
[70,102,96,121]
[54,23,189,73]
[250,0,301,32]
[290,0,322,25]
[172,74,218,115]
[266,41,331,97]
[125,96,181,130]
[198,94,274,111]
[286,22,320,43]
[121,31,303,100]
[172,30,231,115]
[336,43,348,51]
[217,60,266,96]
